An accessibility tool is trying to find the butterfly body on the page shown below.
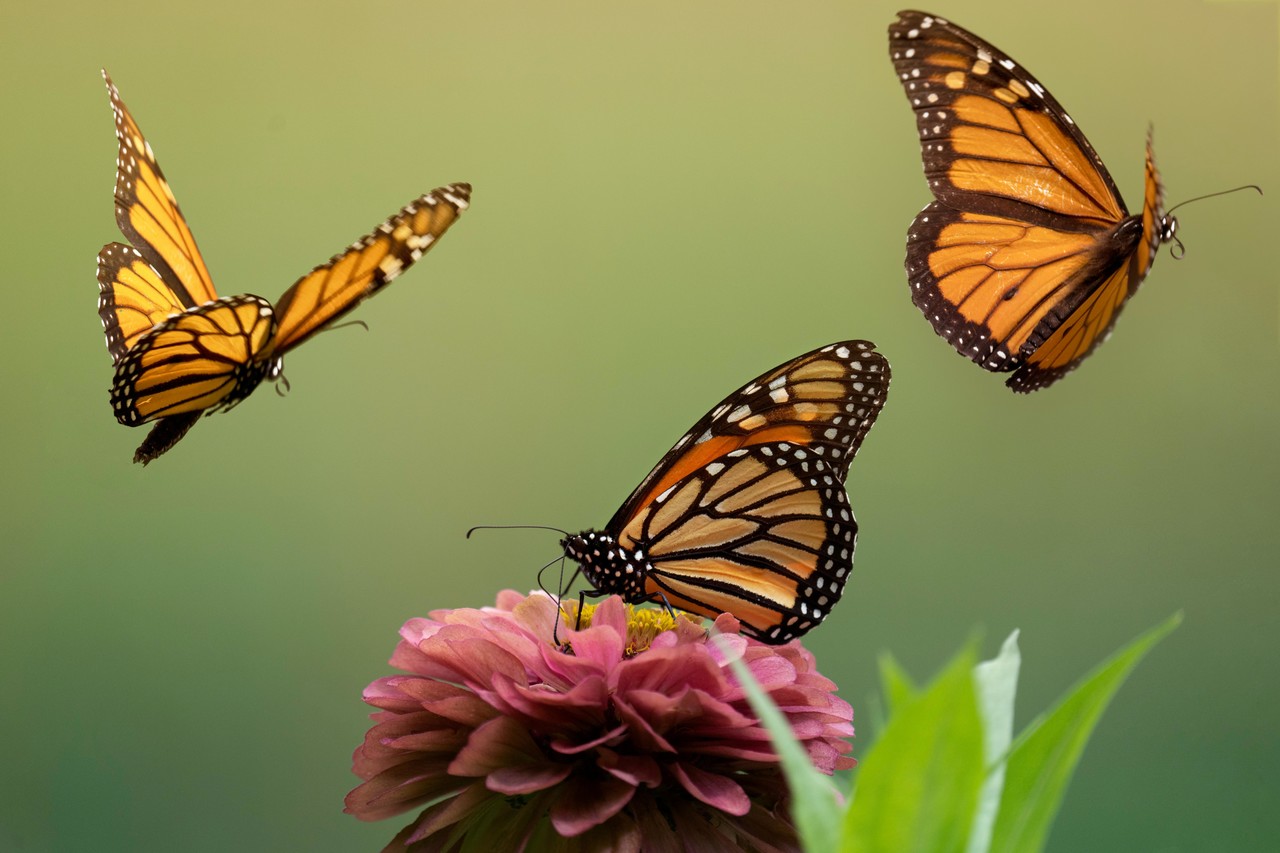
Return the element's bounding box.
[562,341,890,644]
[561,531,650,602]
[889,10,1176,391]
[96,71,470,463]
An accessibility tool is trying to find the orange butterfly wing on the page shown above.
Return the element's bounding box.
[566,342,890,644]
[99,70,226,460]
[267,184,471,358]
[111,295,277,426]
[97,242,190,363]
[100,71,218,317]
[889,11,1171,391]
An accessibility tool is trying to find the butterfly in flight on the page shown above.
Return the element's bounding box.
[888,10,1177,392]
[97,70,470,463]
[560,341,890,644]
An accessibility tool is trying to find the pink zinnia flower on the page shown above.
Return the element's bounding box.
[346,590,854,852]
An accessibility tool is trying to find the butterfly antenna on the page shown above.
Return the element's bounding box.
[466,524,570,539]
[1166,184,1262,217]
[540,556,571,646]
[1164,185,1260,261]
[532,548,568,594]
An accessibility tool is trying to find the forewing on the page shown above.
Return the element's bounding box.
[111,295,276,426]
[888,11,1127,228]
[609,341,891,643]
[268,184,471,356]
[103,71,219,309]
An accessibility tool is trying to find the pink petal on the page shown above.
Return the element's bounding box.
[743,655,799,690]
[610,695,677,753]
[352,713,468,774]
[670,758,747,814]
[361,677,432,713]
[595,749,661,788]
[417,634,529,688]
[448,717,541,775]
[487,762,573,796]
[510,590,562,633]
[489,673,610,731]
[398,617,444,647]
[548,722,629,755]
[344,759,468,821]
[495,589,529,611]
[589,595,629,635]
[623,687,753,741]
[612,646,725,696]
[549,772,637,836]
[399,781,494,844]
[558,622,625,670]
[671,762,750,816]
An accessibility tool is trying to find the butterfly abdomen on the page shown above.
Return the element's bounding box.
[562,531,650,602]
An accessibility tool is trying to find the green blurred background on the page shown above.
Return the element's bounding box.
[2,0,1276,849]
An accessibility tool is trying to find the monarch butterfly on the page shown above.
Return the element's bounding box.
[97,70,470,463]
[560,341,890,644]
[888,11,1176,392]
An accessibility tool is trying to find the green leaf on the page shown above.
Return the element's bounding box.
[879,651,920,716]
[988,612,1182,853]
[843,643,986,853]
[967,631,1021,853]
[713,634,844,852]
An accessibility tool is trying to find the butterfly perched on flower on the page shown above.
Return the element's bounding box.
[96,71,470,463]
[560,341,890,644]
[888,11,1176,392]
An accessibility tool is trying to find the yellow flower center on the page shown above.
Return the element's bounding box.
[562,602,692,655]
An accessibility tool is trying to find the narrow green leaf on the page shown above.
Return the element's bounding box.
[713,634,844,852]
[843,644,986,853]
[879,651,920,716]
[967,631,1021,853]
[989,612,1182,853]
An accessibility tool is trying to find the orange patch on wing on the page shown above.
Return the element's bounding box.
[715,469,801,514]
[648,479,702,539]
[629,426,812,518]
[135,377,233,418]
[772,518,827,550]
[649,516,760,557]
[952,94,1018,132]
[1019,111,1124,221]
[701,456,768,506]
[735,539,818,578]
[1026,265,1129,369]
[950,124,1046,166]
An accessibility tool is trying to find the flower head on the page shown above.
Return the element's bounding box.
[346,591,854,852]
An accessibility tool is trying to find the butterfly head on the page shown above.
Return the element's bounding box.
[561,529,649,602]
[261,356,295,398]
[1158,214,1178,245]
